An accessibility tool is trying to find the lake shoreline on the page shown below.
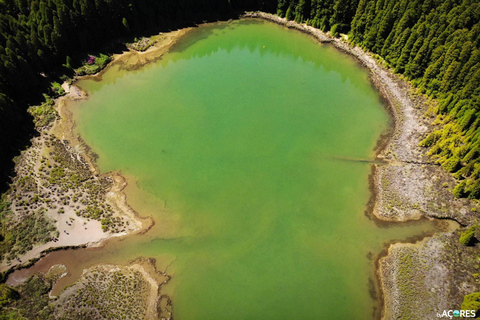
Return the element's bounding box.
[3,27,194,273]
[0,28,195,320]
[0,87,146,274]
[244,11,479,320]
[3,14,478,320]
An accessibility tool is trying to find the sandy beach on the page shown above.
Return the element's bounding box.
[0,28,193,275]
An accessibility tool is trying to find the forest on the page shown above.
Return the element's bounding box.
[277,0,480,199]
[0,0,278,191]
[0,0,479,198]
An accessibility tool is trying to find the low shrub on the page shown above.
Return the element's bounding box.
[462,292,480,313]
[75,53,112,76]
[459,225,477,246]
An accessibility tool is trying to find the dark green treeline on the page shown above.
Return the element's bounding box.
[0,0,277,188]
[0,0,479,199]
[351,0,480,200]
[277,0,480,199]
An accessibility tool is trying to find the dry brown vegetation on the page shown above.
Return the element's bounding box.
[54,265,152,320]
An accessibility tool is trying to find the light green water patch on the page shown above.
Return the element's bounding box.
[72,19,443,319]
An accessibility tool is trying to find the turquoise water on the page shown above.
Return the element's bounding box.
[71,20,442,319]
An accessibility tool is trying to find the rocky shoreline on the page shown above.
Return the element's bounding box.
[245,11,479,320]
[243,11,478,222]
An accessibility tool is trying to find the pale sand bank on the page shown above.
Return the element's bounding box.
[1,28,192,274]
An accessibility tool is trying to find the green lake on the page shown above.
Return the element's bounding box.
[69,19,444,319]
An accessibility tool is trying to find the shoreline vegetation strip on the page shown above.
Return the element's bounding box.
[0,32,190,320]
[245,13,479,320]
[0,13,479,320]
[0,28,193,274]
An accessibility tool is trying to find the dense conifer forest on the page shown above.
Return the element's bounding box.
[0,0,479,198]
[0,0,277,190]
[277,0,480,199]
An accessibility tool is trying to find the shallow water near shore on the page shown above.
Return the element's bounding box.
[56,19,446,319]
